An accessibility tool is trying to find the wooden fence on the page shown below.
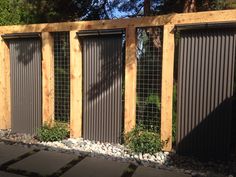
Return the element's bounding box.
[0,9,236,151]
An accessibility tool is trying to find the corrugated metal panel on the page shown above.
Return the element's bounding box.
[176,22,236,31]
[82,33,123,143]
[2,33,41,40]
[77,29,124,36]
[9,38,42,134]
[232,96,236,152]
[177,29,236,160]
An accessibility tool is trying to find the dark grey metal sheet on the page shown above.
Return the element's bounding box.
[176,22,236,31]
[2,33,41,40]
[77,29,124,37]
[81,33,123,143]
[177,28,236,160]
[9,38,42,134]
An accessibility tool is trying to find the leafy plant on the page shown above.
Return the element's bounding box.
[145,94,161,110]
[136,93,161,132]
[124,126,164,154]
[37,122,69,142]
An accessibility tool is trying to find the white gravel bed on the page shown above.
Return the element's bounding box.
[0,129,234,177]
[41,138,170,164]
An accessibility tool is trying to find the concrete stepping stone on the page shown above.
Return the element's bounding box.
[0,144,33,166]
[132,166,191,177]
[61,157,129,177]
[0,171,26,177]
[9,150,76,176]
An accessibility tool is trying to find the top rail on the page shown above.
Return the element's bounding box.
[1,9,236,33]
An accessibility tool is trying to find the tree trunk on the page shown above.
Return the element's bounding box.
[144,0,151,16]
[143,0,161,49]
[204,0,210,9]
[183,0,197,13]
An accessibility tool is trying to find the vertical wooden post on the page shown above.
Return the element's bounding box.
[124,27,137,133]
[0,37,11,129]
[161,25,175,151]
[70,31,82,138]
[42,32,54,125]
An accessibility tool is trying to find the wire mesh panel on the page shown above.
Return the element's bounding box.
[136,27,163,133]
[54,32,70,122]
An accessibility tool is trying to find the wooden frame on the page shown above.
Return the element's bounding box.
[0,37,10,129]
[161,25,175,151]
[1,9,236,150]
[70,31,82,138]
[124,27,137,133]
[0,9,236,33]
[42,32,54,125]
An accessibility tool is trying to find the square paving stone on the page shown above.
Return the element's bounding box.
[9,150,76,176]
[0,144,33,166]
[61,157,129,177]
[132,166,191,177]
[0,171,26,177]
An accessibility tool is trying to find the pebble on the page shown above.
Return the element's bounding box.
[0,129,234,177]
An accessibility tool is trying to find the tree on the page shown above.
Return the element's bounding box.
[0,0,27,25]
[21,0,112,23]
[20,0,93,23]
[114,0,236,17]
[1,0,236,25]
[183,0,197,12]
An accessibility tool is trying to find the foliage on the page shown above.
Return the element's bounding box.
[124,126,164,154]
[139,94,161,131]
[145,94,161,108]
[20,0,113,23]
[136,28,162,133]
[37,122,69,142]
[1,0,236,25]
[0,0,26,25]
[114,0,236,17]
[54,38,70,122]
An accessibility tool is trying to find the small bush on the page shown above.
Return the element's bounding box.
[37,122,69,142]
[172,83,177,144]
[124,126,164,154]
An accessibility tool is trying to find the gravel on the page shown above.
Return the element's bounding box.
[0,129,235,177]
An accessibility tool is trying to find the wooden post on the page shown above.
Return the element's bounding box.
[0,37,11,129]
[124,27,137,133]
[70,31,82,138]
[42,32,54,125]
[161,25,175,151]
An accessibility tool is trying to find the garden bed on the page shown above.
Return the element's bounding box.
[0,129,235,177]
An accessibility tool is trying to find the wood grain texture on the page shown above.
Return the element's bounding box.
[161,25,175,151]
[42,32,54,125]
[0,37,11,129]
[124,27,137,133]
[0,9,236,33]
[70,31,82,138]
[1,8,236,147]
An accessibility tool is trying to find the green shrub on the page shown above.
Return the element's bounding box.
[172,83,177,144]
[124,126,164,154]
[37,122,69,142]
[136,94,161,132]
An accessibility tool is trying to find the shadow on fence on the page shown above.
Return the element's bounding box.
[177,97,234,161]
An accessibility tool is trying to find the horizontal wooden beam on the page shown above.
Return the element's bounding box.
[0,9,236,33]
